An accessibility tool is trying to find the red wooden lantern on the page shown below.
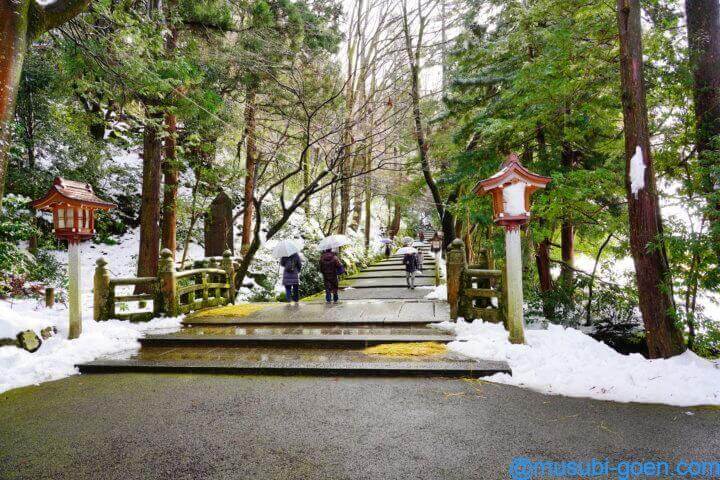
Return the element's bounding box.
[31,178,115,243]
[474,153,551,229]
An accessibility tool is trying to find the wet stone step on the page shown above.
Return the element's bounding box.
[336,287,435,300]
[347,278,435,288]
[353,272,435,278]
[139,334,455,349]
[177,325,449,336]
[76,346,511,378]
[183,300,446,325]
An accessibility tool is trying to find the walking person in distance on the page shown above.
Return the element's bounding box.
[280,252,302,306]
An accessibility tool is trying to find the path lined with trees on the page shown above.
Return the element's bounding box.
[0,0,719,372]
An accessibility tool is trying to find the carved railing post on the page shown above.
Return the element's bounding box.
[159,248,178,317]
[93,258,110,320]
[201,272,209,308]
[222,250,236,303]
[447,239,467,321]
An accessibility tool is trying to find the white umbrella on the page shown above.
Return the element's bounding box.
[272,240,301,259]
[402,236,414,246]
[412,241,424,247]
[379,238,393,244]
[318,234,350,251]
[396,246,418,255]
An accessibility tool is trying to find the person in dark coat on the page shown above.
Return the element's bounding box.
[319,249,343,303]
[430,232,442,256]
[384,244,391,258]
[280,253,302,304]
[403,251,419,289]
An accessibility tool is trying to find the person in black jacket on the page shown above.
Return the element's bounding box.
[403,251,419,289]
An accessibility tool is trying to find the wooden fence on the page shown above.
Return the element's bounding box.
[446,239,506,325]
[94,249,236,321]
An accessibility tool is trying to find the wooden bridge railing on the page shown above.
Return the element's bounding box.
[94,249,236,321]
[447,239,506,325]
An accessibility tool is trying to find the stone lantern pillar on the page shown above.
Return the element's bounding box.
[474,154,550,344]
[32,178,115,339]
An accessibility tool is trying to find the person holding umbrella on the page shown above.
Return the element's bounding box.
[380,237,393,258]
[273,240,303,305]
[318,235,349,304]
[397,240,419,290]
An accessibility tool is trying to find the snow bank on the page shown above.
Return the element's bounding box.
[436,319,720,407]
[425,284,447,301]
[0,298,181,394]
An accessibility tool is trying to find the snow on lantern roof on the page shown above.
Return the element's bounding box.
[473,153,551,195]
[31,177,116,211]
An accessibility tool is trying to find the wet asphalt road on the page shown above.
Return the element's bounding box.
[1,374,718,480]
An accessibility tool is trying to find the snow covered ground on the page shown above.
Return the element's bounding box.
[434,319,720,407]
[0,228,193,395]
[0,298,182,394]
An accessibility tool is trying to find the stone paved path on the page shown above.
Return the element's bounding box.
[2,374,718,480]
[78,241,509,377]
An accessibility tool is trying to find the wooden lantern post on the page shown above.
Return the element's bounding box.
[32,178,115,339]
[474,154,550,344]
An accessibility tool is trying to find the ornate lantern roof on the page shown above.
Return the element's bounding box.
[31,177,115,242]
[474,153,551,228]
[31,178,116,210]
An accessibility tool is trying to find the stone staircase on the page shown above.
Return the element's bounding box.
[77,240,511,378]
[340,241,437,299]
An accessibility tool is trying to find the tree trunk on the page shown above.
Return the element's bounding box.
[389,201,402,238]
[302,147,312,216]
[241,85,258,253]
[686,0,720,263]
[560,223,574,286]
[535,238,553,292]
[560,144,576,289]
[364,152,372,250]
[160,0,178,256]
[0,1,30,205]
[338,140,352,234]
[0,0,92,206]
[616,0,685,358]
[136,118,163,292]
[402,8,455,248]
[179,170,202,269]
[161,112,179,256]
[350,166,363,232]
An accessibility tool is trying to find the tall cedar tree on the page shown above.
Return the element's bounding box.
[685,0,720,269]
[616,0,685,358]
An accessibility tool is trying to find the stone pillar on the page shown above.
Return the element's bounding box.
[68,241,82,339]
[204,191,234,257]
[222,250,236,303]
[446,239,466,321]
[504,227,525,344]
[158,248,178,317]
[93,258,110,321]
